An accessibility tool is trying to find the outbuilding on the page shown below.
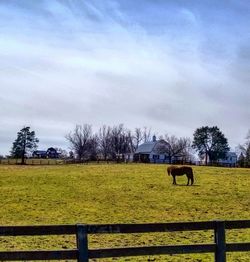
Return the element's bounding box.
[134,136,174,163]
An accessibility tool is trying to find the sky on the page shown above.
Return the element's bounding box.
[0,0,250,155]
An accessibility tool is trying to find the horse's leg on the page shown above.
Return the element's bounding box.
[191,175,194,185]
[186,175,190,186]
[173,175,176,185]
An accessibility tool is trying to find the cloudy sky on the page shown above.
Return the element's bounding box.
[0,0,249,155]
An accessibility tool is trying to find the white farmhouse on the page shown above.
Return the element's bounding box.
[134,136,182,163]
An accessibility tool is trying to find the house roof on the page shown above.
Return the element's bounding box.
[135,139,169,154]
[47,147,57,152]
[135,141,157,154]
[33,150,47,154]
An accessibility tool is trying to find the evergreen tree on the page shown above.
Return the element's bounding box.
[11,126,39,164]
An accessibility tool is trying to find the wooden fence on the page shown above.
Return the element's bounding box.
[0,159,115,165]
[0,159,65,165]
[0,220,250,261]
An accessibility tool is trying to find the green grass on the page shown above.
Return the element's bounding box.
[0,164,250,261]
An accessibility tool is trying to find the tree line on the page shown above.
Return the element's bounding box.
[7,124,250,166]
[65,124,155,162]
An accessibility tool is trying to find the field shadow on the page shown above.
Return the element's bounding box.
[174,184,200,187]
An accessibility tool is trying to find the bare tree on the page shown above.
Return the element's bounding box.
[142,127,152,143]
[181,139,196,162]
[65,123,173,163]
[131,128,143,152]
[65,124,93,160]
[69,151,74,159]
[237,129,250,167]
[109,124,133,161]
[238,130,250,154]
[88,134,99,160]
[98,125,112,160]
[156,134,191,163]
[110,124,125,161]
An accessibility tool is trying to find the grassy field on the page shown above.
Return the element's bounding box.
[0,164,250,261]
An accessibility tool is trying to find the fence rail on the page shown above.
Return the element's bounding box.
[0,159,115,165]
[0,220,249,261]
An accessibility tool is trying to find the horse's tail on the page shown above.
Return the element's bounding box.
[167,166,171,176]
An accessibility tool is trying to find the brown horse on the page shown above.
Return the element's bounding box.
[167,166,194,186]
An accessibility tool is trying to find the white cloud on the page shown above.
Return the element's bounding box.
[0,0,249,155]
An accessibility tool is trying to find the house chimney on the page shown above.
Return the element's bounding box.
[152,135,156,142]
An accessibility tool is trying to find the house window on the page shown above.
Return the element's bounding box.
[153,155,159,160]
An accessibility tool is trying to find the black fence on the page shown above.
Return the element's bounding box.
[0,220,250,261]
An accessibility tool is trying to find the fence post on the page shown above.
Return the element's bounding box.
[76,224,89,262]
[214,221,226,262]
